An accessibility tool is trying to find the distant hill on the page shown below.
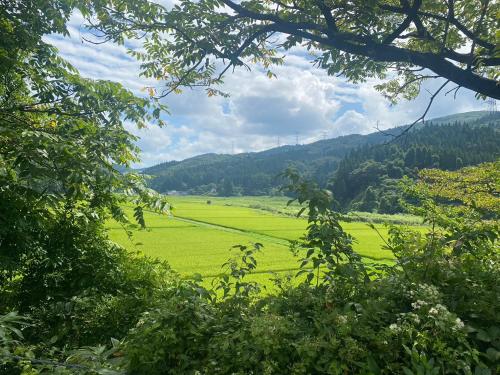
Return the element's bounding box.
[142,111,500,200]
[421,110,499,126]
[144,132,388,195]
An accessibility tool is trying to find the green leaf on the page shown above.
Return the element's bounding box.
[477,330,491,342]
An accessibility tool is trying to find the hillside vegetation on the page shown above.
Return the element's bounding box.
[144,112,499,208]
[331,120,500,213]
[145,131,386,195]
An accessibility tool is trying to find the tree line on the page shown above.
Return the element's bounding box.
[330,121,500,213]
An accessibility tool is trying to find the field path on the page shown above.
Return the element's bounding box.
[171,215,394,263]
[109,202,399,281]
[172,216,291,247]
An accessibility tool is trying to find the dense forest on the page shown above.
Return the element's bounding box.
[144,131,387,195]
[331,118,500,213]
[145,112,499,214]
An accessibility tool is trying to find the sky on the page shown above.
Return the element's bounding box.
[46,9,486,168]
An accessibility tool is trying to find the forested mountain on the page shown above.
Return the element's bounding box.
[144,111,499,208]
[145,132,388,195]
[330,121,500,213]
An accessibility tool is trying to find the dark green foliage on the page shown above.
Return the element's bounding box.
[331,121,500,213]
[0,0,172,371]
[220,178,234,197]
[0,0,168,288]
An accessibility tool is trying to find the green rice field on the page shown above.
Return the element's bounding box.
[108,196,425,282]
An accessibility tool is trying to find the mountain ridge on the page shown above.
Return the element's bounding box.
[142,110,499,196]
[144,110,496,167]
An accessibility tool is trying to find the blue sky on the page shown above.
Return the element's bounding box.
[46,9,486,168]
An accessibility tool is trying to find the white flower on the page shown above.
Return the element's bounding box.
[337,315,348,324]
[408,313,420,324]
[136,318,145,326]
[428,307,438,315]
[455,318,465,329]
[411,300,427,310]
[435,304,446,311]
[389,323,398,331]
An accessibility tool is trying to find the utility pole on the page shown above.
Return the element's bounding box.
[295,132,299,145]
[487,98,497,115]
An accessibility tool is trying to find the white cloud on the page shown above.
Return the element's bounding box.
[332,110,370,136]
[45,12,486,168]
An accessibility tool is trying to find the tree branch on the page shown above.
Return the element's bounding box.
[398,80,450,137]
[379,3,495,51]
[266,21,500,99]
[217,0,499,98]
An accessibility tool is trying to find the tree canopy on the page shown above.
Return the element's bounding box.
[85,0,499,106]
[415,160,500,214]
[0,0,169,291]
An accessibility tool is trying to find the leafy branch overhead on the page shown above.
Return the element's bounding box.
[85,0,499,102]
[0,0,170,233]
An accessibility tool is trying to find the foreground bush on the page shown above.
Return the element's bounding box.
[2,165,498,374]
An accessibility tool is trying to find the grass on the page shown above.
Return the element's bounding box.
[108,215,295,278]
[167,196,402,259]
[181,195,424,225]
[107,196,425,282]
